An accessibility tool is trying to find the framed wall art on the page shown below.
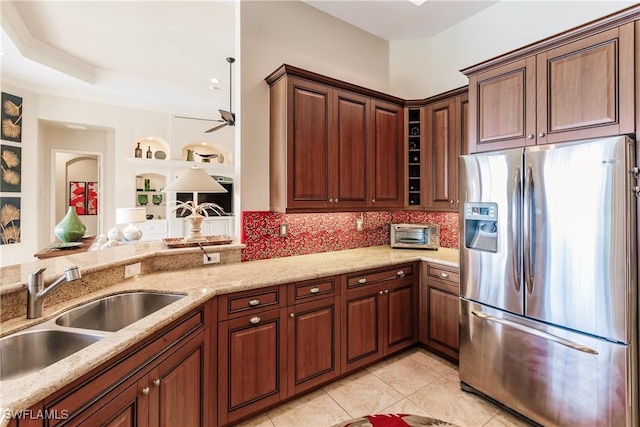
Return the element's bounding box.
[86,181,98,215]
[1,93,22,143]
[1,144,21,192]
[0,196,20,245]
[69,181,87,215]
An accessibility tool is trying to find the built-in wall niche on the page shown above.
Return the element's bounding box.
[135,172,166,220]
[132,136,169,160]
[182,142,232,164]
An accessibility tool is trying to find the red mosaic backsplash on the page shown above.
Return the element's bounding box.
[241,210,459,261]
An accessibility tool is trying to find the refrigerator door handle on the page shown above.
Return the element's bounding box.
[512,166,521,292]
[523,164,534,294]
[471,310,599,355]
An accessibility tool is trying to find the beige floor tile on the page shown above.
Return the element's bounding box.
[369,356,442,396]
[444,368,460,381]
[267,390,351,427]
[234,412,275,427]
[483,410,533,427]
[408,376,499,427]
[324,371,404,418]
[406,349,457,375]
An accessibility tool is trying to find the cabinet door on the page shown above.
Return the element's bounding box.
[383,279,417,355]
[342,286,383,373]
[469,57,536,153]
[287,78,331,209]
[76,382,148,427]
[427,288,459,358]
[331,89,369,209]
[287,296,340,395]
[148,330,210,427]
[536,23,634,144]
[369,99,405,208]
[218,309,287,425]
[425,98,458,211]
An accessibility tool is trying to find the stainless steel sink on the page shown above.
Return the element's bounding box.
[0,329,104,380]
[55,292,186,332]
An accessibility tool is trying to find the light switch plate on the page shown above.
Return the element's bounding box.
[124,262,141,278]
[279,223,288,237]
[203,252,220,265]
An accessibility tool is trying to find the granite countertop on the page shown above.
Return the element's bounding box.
[0,245,458,425]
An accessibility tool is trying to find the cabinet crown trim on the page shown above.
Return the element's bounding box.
[460,4,640,76]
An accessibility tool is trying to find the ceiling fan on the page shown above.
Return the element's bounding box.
[205,57,236,133]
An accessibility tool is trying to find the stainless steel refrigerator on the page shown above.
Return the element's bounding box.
[458,136,638,426]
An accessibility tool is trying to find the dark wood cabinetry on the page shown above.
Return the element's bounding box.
[466,21,635,153]
[266,64,405,212]
[424,89,468,211]
[342,264,417,373]
[420,263,460,361]
[41,304,214,427]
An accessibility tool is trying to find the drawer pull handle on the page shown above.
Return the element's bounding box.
[358,278,367,284]
[310,287,320,294]
[396,270,404,277]
[250,316,261,324]
[248,299,260,306]
[440,272,449,278]
[153,379,161,387]
[141,387,150,396]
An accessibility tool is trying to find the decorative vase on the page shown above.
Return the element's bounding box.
[134,142,142,158]
[54,207,87,242]
[152,194,163,205]
[137,194,148,205]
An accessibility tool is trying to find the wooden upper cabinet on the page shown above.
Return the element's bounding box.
[266,65,405,213]
[537,24,634,143]
[370,100,404,208]
[465,17,635,153]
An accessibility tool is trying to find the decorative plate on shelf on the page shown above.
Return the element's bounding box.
[47,242,83,250]
[154,150,167,160]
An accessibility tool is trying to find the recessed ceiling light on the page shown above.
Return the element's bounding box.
[209,85,219,90]
[210,78,220,84]
[201,142,207,146]
[0,52,6,56]
[408,0,427,5]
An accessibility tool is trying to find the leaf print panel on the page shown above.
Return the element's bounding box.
[1,93,22,143]
[1,144,21,192]
[0,197,20,245]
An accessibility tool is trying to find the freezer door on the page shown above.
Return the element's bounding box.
[459,148,523,315]
[523,136,635,343]
[459,299,635,427]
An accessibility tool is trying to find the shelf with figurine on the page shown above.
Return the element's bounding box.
[132,136,170,161]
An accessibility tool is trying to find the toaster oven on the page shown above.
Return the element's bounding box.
[390,223,440,250]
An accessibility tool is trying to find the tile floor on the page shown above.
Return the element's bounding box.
[236,348,533,427]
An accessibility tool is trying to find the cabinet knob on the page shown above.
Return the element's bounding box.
[396,270,404,277]
[329,198,334,203]
[384,289,389,294]
[449,200,454,204]
[358,278,367,284]
[379,290,384,295]
[538,132,546,138]
[335,198,339,203]
[153,379,161,387]
[290,313,295,318]
[249,316,261,324]
[248,299,260,306]
[527,134,535,139]
[441,272,449,278]
[141,387,150,396]
[372,199,376,203]
[310,287,320,294]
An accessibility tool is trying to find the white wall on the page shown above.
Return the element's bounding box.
[390,1,637,98]
[239,0,390,211]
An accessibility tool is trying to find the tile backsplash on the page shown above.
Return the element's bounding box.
[241,211,459,261]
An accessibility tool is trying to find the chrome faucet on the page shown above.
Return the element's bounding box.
[27,266,82,319]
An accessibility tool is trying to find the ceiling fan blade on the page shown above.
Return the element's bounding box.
[219,109,235,124]
[205,122,228,133]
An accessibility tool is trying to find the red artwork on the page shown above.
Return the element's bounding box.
[68,181,99,216]
[241,210,459,262]
[69,181,86,215]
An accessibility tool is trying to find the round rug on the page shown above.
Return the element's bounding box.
[332,413,458,427]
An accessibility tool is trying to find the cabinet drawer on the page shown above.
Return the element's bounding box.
[218,286,284,320]
[288,277,337,303]
[427,264,459,284]
[346,264,413,290]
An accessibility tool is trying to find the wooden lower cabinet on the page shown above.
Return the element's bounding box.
[420,263,460,361]
[217,308,287,426]
[287,296,340,395]
[76,381,147,427]
[342,265,418,373]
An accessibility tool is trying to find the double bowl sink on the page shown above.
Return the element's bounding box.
[0,291,186,381]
